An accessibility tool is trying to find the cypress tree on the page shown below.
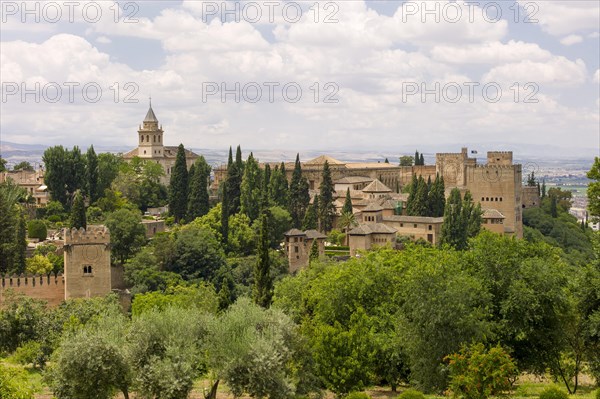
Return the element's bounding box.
[408,176,428,216]
[168,144,189,223]
[70,191,87,229]
[303,196,319,230]
[288,154,310,228]
[429,173,446,217]
[187,156,211,221]
[342,188,353,215]
[318,160,336,232]
[541,180,547,199]
[309,239,319,266]
[405,173,418,214]
[463,190,482,238]
[13,210,27,274]
[86,145,99,203]
[419,153,425,166]
[384,158,389,164]
[240,153,263,222]
[415,150,420,166]
[221,179,229,247]
[226,146,243,215]
[269,164,289,207]
[253,168,272,308]
[550,195,558,218]
[441,188,466,249]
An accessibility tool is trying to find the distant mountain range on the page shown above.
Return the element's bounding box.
[1,140,595,176]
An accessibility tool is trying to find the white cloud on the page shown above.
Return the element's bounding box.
[431,40,551,64]
[517,1,600,36]
[560,35,583,46]
[594,70,600,84]
[483,58,588,87]
[96,36,111,44]
[589,32,600,39]
[1,1,598,155]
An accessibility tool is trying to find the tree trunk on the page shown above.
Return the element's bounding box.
[205,379,220,399]
[122,388,130,399]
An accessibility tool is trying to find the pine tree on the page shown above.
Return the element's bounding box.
[70,191,87,229]
[269,163,289,207]
[309,239,319,266]
[253,169,272,308]
[288,154,310,228]
[318,160,336,232]
[441,188,466,250]
[302,196,319,230]
[240,153,263,222]
[169,144,189,223]
[86,145,99,203]
[187,156,210,221]
[342,188,353,215]
[419,153,425,166]
[13,210,27,274]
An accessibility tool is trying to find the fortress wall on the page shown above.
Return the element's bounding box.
[0,274,65,307]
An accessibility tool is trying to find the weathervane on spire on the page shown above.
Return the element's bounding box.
[149,94,152,108]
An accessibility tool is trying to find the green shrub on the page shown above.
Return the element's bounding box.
[10,341,42,368]
[47,215,61,223]
[595,388,600,399]
[446,343,517,399]
[27,219,47,240]
[538,386,568,399]
[346,393,371,399]
[398,389,426,399]
[0,363,35,399]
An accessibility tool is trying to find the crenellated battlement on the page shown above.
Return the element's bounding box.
[64,226,110,245]
[474,164,519,169]
[1,273,64,288]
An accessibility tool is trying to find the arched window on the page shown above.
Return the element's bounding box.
[147,135,150,142]
[141,135,144,142]
[83,265,93,275]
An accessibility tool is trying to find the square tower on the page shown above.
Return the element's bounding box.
[63,226,112,299]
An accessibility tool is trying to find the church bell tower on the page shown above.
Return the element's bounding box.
[137,98,164,158]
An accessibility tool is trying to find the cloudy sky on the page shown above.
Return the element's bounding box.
[1,0,599,157]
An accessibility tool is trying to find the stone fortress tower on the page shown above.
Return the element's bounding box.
[63,226,112,299]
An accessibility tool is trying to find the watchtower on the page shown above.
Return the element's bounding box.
[63,226,112,299]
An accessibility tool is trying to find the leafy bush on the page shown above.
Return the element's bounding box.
[398,389,426,399]
[10,340,42,368]
[446,343,517,399]
[27,219,47,240]
[539,386,569,399]
[26,255,54,275]
[595,388,600,399]
[0,363,35,399]
[346,393,371,399]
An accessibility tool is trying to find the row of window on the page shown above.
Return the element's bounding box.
[140,134,161,143]
[399,223,433,230]
[483,218,503,224]
[481,196,503,202]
